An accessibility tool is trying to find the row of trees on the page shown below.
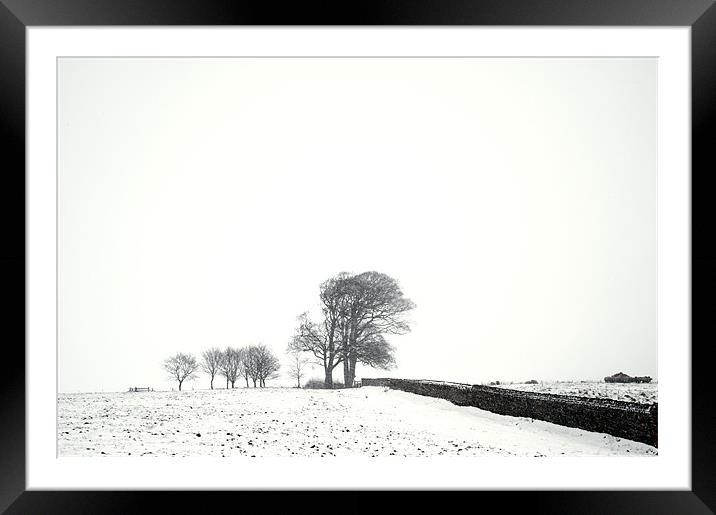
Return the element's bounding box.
[288,271,415,388]
[162,344,281,391]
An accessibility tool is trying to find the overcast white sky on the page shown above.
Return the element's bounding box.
[58,57,656,393]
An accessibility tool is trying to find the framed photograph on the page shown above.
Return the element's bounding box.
[3,0,714,513]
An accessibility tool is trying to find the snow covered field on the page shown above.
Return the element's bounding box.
[58,386,657,457]
[491,381,658,404]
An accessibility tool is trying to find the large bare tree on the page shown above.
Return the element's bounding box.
[287,273,360,388]
[288,312,343,388]
[201,347,223,390]
[339,271,415,387]
[163,352,200,391]
[290,271,413,388]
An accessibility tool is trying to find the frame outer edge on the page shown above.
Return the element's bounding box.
[2,0,714,512]
[0,0,714,26]
[0,1,27,514]
[692,0,716,511]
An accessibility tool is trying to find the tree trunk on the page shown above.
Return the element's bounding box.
[252,378,257,387]
[210,376,214,390]
[347,354,358,388]
[245,377,249,388]
[324,366,333,389]
[178,380,183,391]
[343,358,350,387]
[231,380,235,388]
[226,377,229,389]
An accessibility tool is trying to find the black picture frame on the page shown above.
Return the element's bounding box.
[1,1,714,513]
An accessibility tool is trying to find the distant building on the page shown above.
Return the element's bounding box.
[604,372,652,383]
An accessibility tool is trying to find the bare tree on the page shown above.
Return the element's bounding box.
[244,345,260,387]
[288,312,343,388]
[290,271,413,388]
[163,352,200,391]
[238,346,252,387]
[223,347,242,388]
[287,274,356,388]
[287,349,310,388]
[254,344,281,387]
[218,349,230,389]
[339,271,414,387]
[201,347,223,390]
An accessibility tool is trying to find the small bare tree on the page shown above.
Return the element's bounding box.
[244,345,260,387]
[256,344,281,387]
[201,347,223,390]
[237,346,252,387]
[217,349,229,388]
[223,347,242,388]
[242,344,280,387]
[163,352,199,391]
[287,349,309,388]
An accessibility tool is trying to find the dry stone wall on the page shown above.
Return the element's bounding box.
[362,378,657,447]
